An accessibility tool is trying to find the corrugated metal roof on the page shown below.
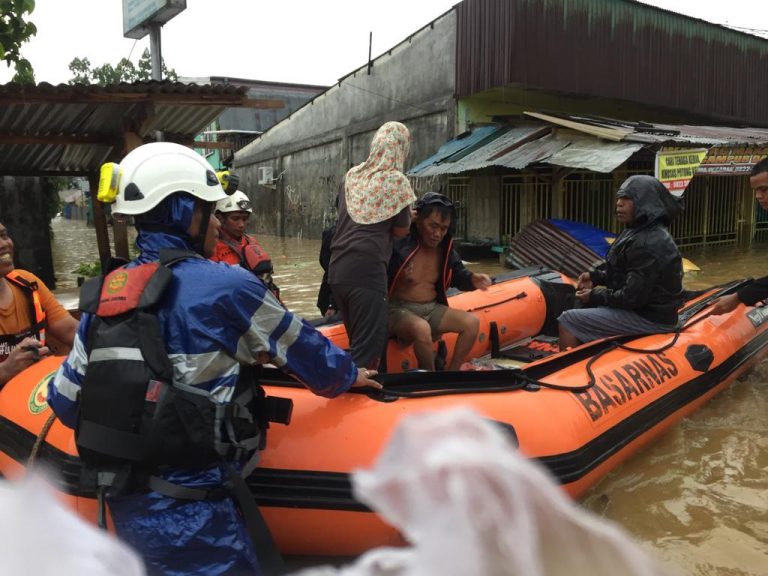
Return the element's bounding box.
[0,81,277,176]
[409,122,643,176]
[410,125,548,176]
[506,219,607,279]
[407,124,501,174]
[525,111,768,146]
[493,133,569,170]
[456,0,768,126]
[546,139,643,173]
[432,125,547,175]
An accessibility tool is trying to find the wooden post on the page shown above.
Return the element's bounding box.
[551,168,567,220]
[89,173,112,268]
[112,133,145,260]
[278,155,285,238]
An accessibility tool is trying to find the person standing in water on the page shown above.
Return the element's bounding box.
[328,121,416,369]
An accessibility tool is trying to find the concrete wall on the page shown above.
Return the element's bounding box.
[282,140,344,238]
[235,10,458,239]
[0,177,56,288]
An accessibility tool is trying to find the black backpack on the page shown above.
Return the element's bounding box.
[75,249,290,492]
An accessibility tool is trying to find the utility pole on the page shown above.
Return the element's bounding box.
[149,23,163,81]
[149,23,164,142]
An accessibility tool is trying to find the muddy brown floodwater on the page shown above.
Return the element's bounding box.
[51,217,767,574]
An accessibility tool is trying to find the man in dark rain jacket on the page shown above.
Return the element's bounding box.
[558,175,684,350]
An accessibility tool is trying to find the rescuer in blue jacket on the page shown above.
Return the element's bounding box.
[48,143,379,576]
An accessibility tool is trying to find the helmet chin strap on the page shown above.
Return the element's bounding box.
[190,201,213,256]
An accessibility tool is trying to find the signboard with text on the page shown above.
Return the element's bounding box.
[655,148,708,195]
[696,145,768,176]
[123,0,186,39]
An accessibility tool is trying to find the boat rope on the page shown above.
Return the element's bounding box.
[464,291,527,313]
[27,411,57,467]
[577,278,750,392]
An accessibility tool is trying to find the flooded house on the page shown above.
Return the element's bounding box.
[233,0,768,253]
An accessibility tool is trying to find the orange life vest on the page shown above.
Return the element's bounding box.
[214,234,281,301]
[0,272,47,362]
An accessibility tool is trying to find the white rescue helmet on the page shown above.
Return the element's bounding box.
[112,142,228,215]
[215,190,253,214]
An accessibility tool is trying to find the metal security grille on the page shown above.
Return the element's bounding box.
[500,175,550,243]
[446,177,469,239]
[755,202,768,242]
[562,172,620,234]
[669,176,739,249]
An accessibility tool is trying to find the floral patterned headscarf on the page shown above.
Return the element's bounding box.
[345,121,416,225]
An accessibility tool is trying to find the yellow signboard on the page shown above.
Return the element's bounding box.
[655,148,708,194]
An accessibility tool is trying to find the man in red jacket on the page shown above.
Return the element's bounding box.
[211,189,281,300]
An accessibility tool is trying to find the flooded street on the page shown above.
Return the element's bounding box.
[51,217,767,574]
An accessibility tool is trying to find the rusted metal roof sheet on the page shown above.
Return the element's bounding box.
[493,133,569,170]
[456,0,768,126]
[0,81,269,176]
[526,111,768,146]
[505,219,608,279]
[630,124,768,146]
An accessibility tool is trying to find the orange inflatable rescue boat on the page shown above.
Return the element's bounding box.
[1,271,767,557]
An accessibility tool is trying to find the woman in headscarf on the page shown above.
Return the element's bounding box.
[329,121,416,370]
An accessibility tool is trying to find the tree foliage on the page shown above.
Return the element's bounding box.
[68,48,178,85]
[0,0,37,83]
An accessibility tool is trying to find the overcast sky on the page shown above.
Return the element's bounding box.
[1,0,766,86]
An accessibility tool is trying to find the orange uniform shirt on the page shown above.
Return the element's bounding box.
[0,269,69,340]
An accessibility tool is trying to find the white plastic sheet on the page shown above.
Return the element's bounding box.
[292,407,667,576]
[0,473,145,576]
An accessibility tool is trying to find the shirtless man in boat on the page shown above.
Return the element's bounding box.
[387,192,491,370]
[0,221,78,385]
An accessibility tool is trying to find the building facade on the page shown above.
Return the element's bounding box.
[234,0,768,247]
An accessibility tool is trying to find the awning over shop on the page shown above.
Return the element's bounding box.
[408,111,768,178]
[409,122,641,176]
[408,124,501,175]
[523,111,768,147]
[545,139,643,173]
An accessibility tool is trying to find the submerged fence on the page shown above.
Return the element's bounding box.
[447,170,752,251]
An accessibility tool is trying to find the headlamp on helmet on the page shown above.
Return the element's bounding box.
[216,190,253,214]
[217,170,240,195]
[97,162,122,204]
